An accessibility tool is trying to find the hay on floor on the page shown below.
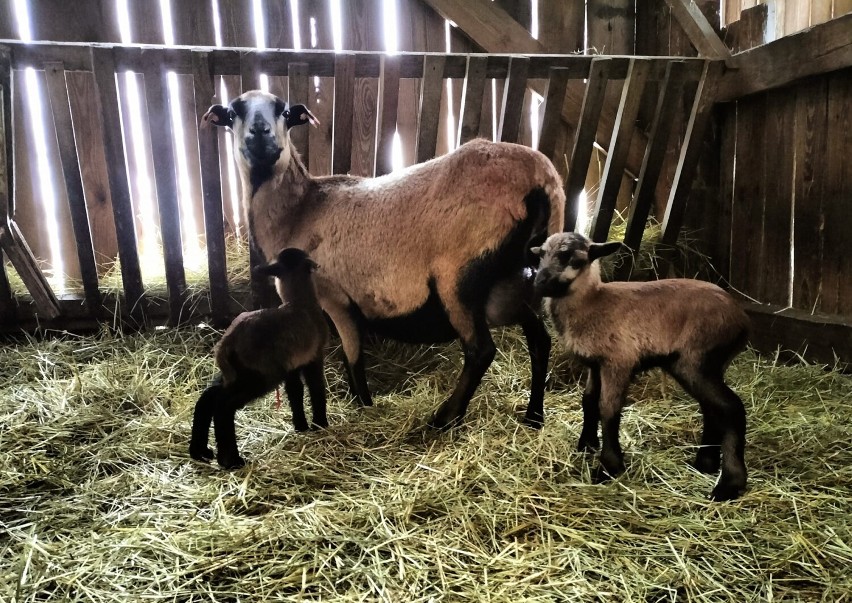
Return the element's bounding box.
[1,326,850,601]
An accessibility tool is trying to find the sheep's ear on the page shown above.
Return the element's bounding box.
[530,246,543,257]
[201,104,232,129]
[588,241,623,261]
[252,264,276,279]
[285,104,320,129]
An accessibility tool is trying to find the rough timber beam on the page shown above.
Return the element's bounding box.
[664,0,730,59]
[717,11,852,101]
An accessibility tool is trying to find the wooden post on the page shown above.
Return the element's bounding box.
[537,67,571,160]
[497,56,530,144]
[564,58,612,231]
[287,63,310,161]
[0,82,16,323]
[457,56,488,147]
[416,55,446,164]
[375,55,401,177]
[332,54,356,175]
[44,62,102,314]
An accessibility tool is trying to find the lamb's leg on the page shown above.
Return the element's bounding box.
[518,308,551,428]
[429,307,496,430]
[283,370,309,432]
[213,381,265,470]
[593,367,630,483]
[323,301,373,407]
[189,375,223,462]
[578,365,601,453]
[303,359,329,429]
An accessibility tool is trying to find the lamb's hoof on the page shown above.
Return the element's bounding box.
[311,418,329,430]
[710,481,745,502]
[577,437,600,454]
[427,414,461,431]
[690,453,721,475]
[189,444,215,462]
[592,463,624,484]
[520,410,543,429]
[217,453,246,470]
[293,421,311,433]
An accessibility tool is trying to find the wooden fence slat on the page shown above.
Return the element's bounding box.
[0,86,14,323]
[287,63,310,161]
[590,59,651,242]
[44,62,101,313]
[375,55,401,177]
[659,62,718,265]
[615,61,686,279]
[536,67,570,160]
[301,0,335,176]
[192,51,229,327]
[564,58,612,231]
[457,55,488,147]
[538,0,584,53]
[91,47,145,319]
[144,62,188,325]
[497,56,529,144]
[0,48,13,217]
[0,220,61,318]
[332,54,356,175]
[239,52,261,92]
[792,78,827,312]
[714,103,736,286]
[218,0,256,47]
[416,55,446,164]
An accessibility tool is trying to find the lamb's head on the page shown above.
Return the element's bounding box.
[254,248,318,280]
[202,90,317,170]
[531,232,621,298]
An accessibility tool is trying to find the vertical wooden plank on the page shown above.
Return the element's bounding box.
[822,69,852,315]
[714,103,736,286]
[588,0,636,54]
[263,0,294,49]
[792,78,827,312]
[724,0,742,26]
[44,63,102,313]
[240,51,262,92]
[729,94,766,300]
[783,0,810,35]
[538,0,585,53]
[375,55,401,177]
[0,47,12,217]
[0,84,15,323]
[171,0,216,45]
[810,0,833,25]
[759,89,795,305]
[300,0,334,176]
[536,68,570,159]
[835,0,852,17]
[332,54,356,175]
[564,59,612,231]
[416,55,446,164]
[590,59,651,242]
[26,0,120,42]
[660,63,719,256]
[144,60,187,325]
[193,51,229,327]
[128,0,165,44]
[0,1,17,40]
[457,55,488,147]
[287,63,310,162]
[497,56,530,144]
[218,0,257,47]
[65,72,119,272]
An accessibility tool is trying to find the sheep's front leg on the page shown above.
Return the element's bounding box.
[302,359,329,429]
[429,311,496,430]
[593,367,630,483]
[577,365,601,453]
[283,370,309,432]
[323,301,373,407]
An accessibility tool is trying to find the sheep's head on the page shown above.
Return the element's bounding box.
[202,90,318,170]
[254,248,318,280]
[531,232,621,298]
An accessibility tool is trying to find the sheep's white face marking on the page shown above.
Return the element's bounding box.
[228,91,290,169]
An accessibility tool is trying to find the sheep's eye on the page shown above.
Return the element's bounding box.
[227,109,237,121]
[569,258,587,270]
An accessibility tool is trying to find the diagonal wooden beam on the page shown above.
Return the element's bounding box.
[664,0,731,59]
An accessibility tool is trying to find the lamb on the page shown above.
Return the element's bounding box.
[532,232,750,500]
[189,248,328,469]
[201,90,565,429]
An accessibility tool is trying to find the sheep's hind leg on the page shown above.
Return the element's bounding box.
[189,375,223,462]
[428,314,496,430]
[213,380,269,470]
[578,365,602,453]
[518,309,551,428]
[303,359,329,429]
[593,368,630,484]
[283,371,310,432]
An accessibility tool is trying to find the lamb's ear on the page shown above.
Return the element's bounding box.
[530,246,543,257]
[587,241,623,261]
[201,104,232,129]
[307,259,319,272]
[252,264,277,278]
[285,104,320,129]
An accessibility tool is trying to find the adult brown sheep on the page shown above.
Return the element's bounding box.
[203,90,565,429]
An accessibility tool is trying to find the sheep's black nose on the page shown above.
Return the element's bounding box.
[249,124,271,135]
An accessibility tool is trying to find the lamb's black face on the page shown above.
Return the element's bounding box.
[531,233,621,298]
[254,248,318,280]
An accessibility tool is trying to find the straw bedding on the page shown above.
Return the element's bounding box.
[1,324,850,602]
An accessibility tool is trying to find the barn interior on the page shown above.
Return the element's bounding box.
[1,1,851,600]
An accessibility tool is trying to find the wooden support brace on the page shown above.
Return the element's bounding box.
[664,0,731,59]
[91,47,146,322]
[192,51,229,328]
[536,67,570,160]
[615,61,688,280]
[563,58,612,231]
[143,61,188,325]
[375,55,400,177]
[457,55,487,147]
[44,62,103,315]
[0,221,61,319]
[416,55,446,164]
[589,59,651,242]
[332,53,356,175]
[659,61,719,273]
[498,56,530,144]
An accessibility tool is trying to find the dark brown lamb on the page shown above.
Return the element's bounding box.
[190,248,328,469]
[533,232,750,501]
[202,90,565,429]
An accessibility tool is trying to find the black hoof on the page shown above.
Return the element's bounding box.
[691,453,721,475]
[427,414,462,431]
[311,418,329,430]
[217,453,246,470]
[592,466,613,484]
[519,408,543,429]
[710,482,745,502]
[292,421,311,433]
[189,444,215,462]
[577,437,600,454]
